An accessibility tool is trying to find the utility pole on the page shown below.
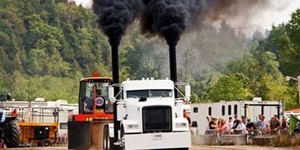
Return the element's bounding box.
[185,48,191,82]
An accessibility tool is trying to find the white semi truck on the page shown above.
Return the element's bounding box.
[105,78,191,150]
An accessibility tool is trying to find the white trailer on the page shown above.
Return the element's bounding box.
[190,98,284,135]
[106,78,191,150]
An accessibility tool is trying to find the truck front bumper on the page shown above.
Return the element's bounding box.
[123,131,191,150]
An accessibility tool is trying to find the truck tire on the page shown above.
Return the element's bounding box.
[121,126,125,150]
[3,120,20,148]
[103,124,113,150]
[41,139,52,147]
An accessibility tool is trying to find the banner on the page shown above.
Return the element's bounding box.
[289,114,299,134]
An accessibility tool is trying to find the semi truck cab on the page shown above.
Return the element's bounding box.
[108,78,191,150]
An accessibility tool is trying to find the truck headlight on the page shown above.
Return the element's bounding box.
[175,122,187,128]
[127,124,139,129]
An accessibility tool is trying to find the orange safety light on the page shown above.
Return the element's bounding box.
[91,71,100,77]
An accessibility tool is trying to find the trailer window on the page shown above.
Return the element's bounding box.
[193,107,198,113]
[222,105,225,116]
[234,104,238,115]
[208,107,212,116]
[228,105,232,116]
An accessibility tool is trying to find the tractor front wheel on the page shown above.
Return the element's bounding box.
[3,120,20,148]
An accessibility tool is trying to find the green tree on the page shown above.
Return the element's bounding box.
[207,74,253,101]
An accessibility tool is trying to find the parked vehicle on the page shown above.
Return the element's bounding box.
[0,93,20,148]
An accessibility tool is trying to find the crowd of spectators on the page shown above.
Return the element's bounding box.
[206,114,290,137]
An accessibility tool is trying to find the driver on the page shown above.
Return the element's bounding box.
[84,89,105,112]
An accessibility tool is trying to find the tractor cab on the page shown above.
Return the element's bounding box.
[72,72,114,122]
[68,73,114,149]
[79,77,113,114]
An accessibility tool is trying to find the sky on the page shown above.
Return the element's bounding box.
[74,0,300,35]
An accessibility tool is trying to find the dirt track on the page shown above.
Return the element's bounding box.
[5,145,295,150]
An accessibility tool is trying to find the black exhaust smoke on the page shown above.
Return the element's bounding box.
[141,0,188,84]
[140,0,269,86]
[93,0,269,84]
[93,0,141,84]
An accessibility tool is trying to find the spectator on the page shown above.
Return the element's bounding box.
[257,114,262,121]
[269,116,281,135]
[232,114,239,129]
[280,118,289,135]
[209,117,217,129]
[217,118,222,126]
[241,116,247,124]
[235,119,248,134]
[183,109,191,127]
[216,119,230,134]
[227,116,233,130]
[246,118,256,133]
[206,115,211,122]
[256,115,267,134]
[206,115,211,129]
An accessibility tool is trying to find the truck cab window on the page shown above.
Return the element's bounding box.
[127,89,172,98]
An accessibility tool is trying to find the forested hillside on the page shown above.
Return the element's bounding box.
[0,0,111,102]
[0,0,299,109]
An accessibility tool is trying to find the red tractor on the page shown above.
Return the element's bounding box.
[68,72,114,149]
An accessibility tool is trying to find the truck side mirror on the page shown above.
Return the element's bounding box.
[185,85,191,101]
[108,86,115,100]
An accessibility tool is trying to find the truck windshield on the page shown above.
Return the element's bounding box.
[127,89,173,98]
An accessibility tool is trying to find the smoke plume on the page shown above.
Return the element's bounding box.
[141,0,188,46]
[92,0,271,46]
[92,0,141,47]
[141,0,270,42]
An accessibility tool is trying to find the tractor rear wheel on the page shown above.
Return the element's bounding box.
[3,120,20,148]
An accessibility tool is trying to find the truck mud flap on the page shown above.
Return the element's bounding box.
[68,121,91,150]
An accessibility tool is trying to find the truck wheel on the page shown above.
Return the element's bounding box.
[103,125,113,150]
[41,139,52,147]
[121,126,125,150]
[3,120,20,148]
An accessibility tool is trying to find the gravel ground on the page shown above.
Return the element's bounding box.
[191,145,295,150]
[5,145,297,150]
